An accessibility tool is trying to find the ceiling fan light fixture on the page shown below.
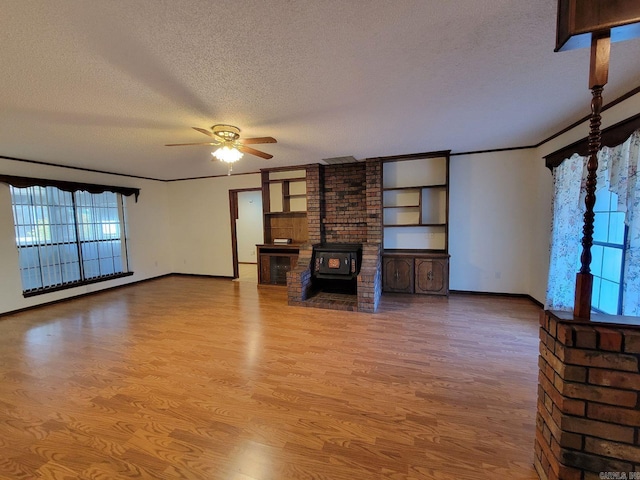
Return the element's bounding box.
[212,145,243,164]
[212,124,241,142]
[167,123,274,174]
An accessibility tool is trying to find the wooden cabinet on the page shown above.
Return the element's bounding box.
[414,255,449,295]
[382,256,414,293]
[383,253,449,296]
[257,245,299,285]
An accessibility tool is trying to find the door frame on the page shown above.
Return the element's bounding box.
[229,187,263,279]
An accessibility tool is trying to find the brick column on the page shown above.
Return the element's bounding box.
[357,242,381,313]
[287,244,314,306]
[535,310,640,479]
[305,164,322,245]
[365,158,382,244]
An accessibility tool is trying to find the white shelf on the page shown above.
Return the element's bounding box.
[421,187,447,224]
[382,154,449,252]
[382,156,447,188]
[384,207,420,226]
[384,225,446,251]
[383,189,420,208]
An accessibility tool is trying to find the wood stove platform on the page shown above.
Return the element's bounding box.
[300,291,358,312]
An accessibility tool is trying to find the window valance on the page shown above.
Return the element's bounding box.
[545,112,640,170]
[0,174,140,201]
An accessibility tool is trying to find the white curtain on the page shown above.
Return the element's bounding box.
[546,153,586,311]
[546,130,640,316]
[599,130,640,316]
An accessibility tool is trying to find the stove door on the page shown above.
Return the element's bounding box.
[315,252,352,276]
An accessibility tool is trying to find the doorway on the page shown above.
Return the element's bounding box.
[229,188,264,280]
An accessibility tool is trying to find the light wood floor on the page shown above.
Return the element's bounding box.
[233,264,258,283]
[0,276,541,479]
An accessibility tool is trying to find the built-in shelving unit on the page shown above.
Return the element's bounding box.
[381,151,451,295]
[258,167,309,285]
[261,168,308,245]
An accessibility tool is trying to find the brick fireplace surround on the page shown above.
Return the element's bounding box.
[287,159,382,313]
[535,310,640,479]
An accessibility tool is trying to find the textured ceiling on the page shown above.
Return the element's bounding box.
[1,1,640,180]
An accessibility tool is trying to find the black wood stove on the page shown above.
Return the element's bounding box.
[312,243,362,294]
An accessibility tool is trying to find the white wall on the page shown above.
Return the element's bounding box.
[528,155,553,304]
[0,157,172,315]
[236,190,264,263]
[167,174,261,277]
[449,149,536,295]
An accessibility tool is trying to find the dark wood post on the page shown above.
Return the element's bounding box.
[573,31,610,319]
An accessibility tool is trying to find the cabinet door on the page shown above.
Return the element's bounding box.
[414,258,449,295]
[383,257,414,293]
[259,255,272,284]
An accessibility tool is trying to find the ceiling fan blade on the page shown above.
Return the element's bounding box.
[239,137,277,145]
[238,145,273,159]
[165,142,219,147]
[192,127,214,137]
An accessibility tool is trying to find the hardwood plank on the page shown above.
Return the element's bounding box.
[0,276,541,479]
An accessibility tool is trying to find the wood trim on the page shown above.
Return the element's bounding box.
[0,154,263,182]
[449,145,536,157]
[445,155,450,254]
[165,170,260,182]
[22,272,134,298]
[0,155,160,181]
[0,174,140,200]
[259,163,319,174]
[229,187,262,280]
[229,190,239,279]
[537,84,640,152]
[370,150,451,163]
[544,111,640,169]
[171,273,234,279]
[449,289,544,308]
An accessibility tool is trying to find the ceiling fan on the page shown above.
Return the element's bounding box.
[166,124,276,162]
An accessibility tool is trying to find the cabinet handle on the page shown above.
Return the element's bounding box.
[395,270,399,280]
[427,270,433,281]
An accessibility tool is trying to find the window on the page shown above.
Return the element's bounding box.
[9,185,131,295]
[546,126,640,317]
[590,187,626,314]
